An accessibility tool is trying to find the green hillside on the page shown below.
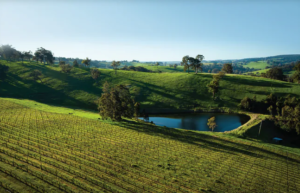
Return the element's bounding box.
[243,61,270,69]
[1,60,300,112]
[0,98,300,192]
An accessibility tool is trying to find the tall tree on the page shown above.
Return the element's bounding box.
[81,57,91,68]
[111,60,120,75]
[91,68,101,84]
[19,51,26,64]
[222,63,233,74]
[207,117,217,132]
[291,61,300,83]
[134,102,140,119]
[73,60,79,67]
[194,54,204,74]
[24,51,33,62]
[29,70,43,83]
[206,72,225,99]
[265,67,284,80]
[181,55,190,73]
[34,47,55,65]
[0,45,17,61]
[97,83,134,121]
[60,63,72,73]
[207,78,219,98]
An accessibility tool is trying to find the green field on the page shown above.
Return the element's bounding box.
[243,61,270,69]
[249,69,296,76]
[1,60,300,112]
[0,98,300,192]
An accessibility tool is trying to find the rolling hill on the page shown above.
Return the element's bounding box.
[1,60,300,112]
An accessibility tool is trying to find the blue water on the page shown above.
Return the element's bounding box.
[139,113,249,132]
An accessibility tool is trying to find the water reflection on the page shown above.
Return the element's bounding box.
[139,113,250,132]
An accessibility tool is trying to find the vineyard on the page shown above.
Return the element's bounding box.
[0,99,300,193]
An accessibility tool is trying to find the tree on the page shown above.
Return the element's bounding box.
[73,60,79,67]
[181,55,190,73]
[207,72,224,99]
[91,68,101,83]
[207,78,219,99]
[271,95,300,134]
[265,67,284,80]
[34,47,55,65]
[0,62,9,80]
[111,60,120,75]
[212,68,219,73]
[134,102,140,119]
[29,70,43,83]
[97,82,134,121]
[264,93,278,116]
[155,62,159,71]
[222,63,233,74]
[24,51,33,62]
[81,57,91,68]
[238,96,257,111]
[291,61,300,83]
[194,54,204,74]
[207,117,217,132]
[60,63,72,73]
[19,51,26,64]
[0,45,17,61]
[174,64,178,69]
[294,61,300,72]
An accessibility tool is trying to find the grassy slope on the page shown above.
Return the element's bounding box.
[243,61,270,69]
[248,68,296,75]
[1,98,300,192]
[1,60,300,112]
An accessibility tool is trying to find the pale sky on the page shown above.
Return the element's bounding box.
[0,0,299,61]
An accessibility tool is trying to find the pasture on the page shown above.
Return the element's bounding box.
[242,61,270,69]
[1,60,300,112]
[0,99,300,192]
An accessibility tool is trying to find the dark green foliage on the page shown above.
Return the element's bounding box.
[0,45,19,61]
[91,68,100,82]
[111,61,120,75]
[207,71,225,98]
[264,93,278,115]
[24,51,33,61]
[0,62,9,80]
[81,57,91,68]
[60,63,72,73]
[181,55,204,74]
[34,47,55,65]
[97,82,134,121]
[134,102,140,119]
[29,69,43,83]
[120,66,152,72]
[294,61,300,72]
[207,79,219,98]
[73,60,79,67]
[239,97,252,110]
[272,95,300,134]
[239,95,258,111]
[222,63,233,74]
[263,67,284,80]
[181,55,190,73]
[291,61,300,83]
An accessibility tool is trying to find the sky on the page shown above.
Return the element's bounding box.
[0,0,299,61]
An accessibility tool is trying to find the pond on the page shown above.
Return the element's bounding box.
[139,113,250,132]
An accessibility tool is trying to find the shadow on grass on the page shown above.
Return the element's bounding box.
[112,119,300,164]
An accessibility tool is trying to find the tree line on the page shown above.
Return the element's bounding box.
[239,94,300,135]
